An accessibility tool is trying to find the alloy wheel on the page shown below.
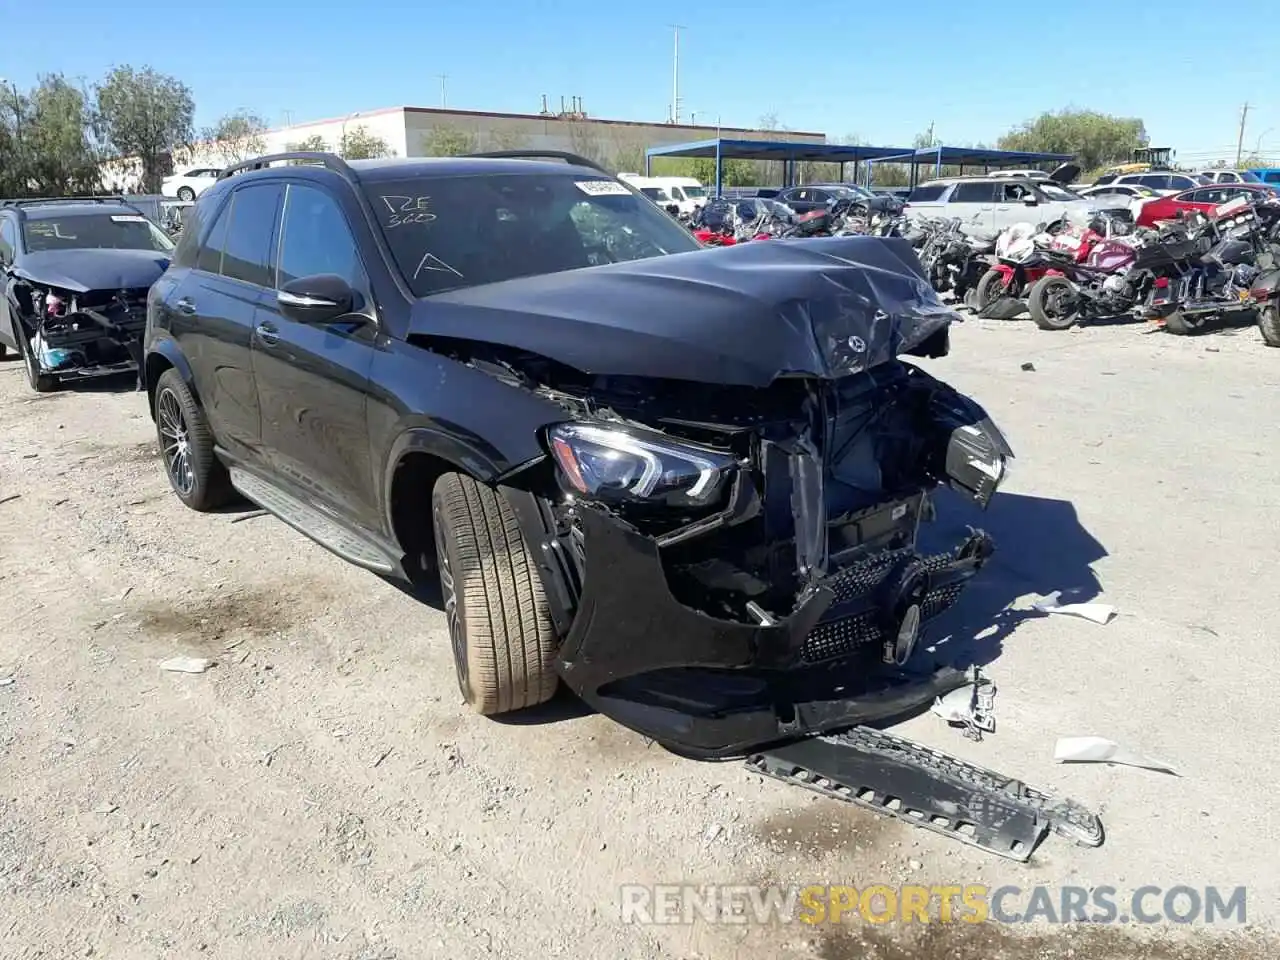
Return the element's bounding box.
[156,388,195,496]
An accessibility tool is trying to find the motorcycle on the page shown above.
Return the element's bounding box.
[1025,207,1260,332]
[1245,198,1280,346]
[915,218,997,303]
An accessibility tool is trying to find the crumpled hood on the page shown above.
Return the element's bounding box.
[12,249,170,293]
[414,236,959,388]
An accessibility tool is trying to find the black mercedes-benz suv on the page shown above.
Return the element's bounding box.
[143,150,1013,758]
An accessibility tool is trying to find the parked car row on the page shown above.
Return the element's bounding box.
[2,149,1017,760]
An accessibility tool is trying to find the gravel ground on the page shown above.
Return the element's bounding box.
[1,315,1277,960]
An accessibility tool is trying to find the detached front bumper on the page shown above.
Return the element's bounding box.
[554,506,994,759]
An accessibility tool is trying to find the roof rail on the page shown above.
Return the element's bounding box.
[219,152,356,181]
[464,150,611,176]
[0,195,130,208]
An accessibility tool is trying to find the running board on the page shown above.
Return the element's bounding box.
[227,466,397,574]
[746,727,1103,862]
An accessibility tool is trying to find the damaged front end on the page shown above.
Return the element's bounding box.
[421,236,1012,758]
[522,363,1011,758]
[8,272,151,384]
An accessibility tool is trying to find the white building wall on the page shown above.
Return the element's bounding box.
[260,108,408,157]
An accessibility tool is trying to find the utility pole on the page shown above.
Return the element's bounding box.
[669,25,685,125]
[1235,102,1249,167]
[435,74,449,110]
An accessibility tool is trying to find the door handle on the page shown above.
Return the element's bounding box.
[254,322,280,346]
[175,297,196,315]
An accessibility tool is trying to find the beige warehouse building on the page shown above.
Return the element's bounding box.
[258,103,827,170]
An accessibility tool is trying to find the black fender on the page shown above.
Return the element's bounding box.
[143,335,199,418]
[1249,266,1280,301]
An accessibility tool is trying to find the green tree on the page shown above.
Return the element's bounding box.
[997,108,1147,173]
[484,128,528,151]
[420,125,477,156]
[22,75,102,195]
[202,109,268,164]
[284,133,329,152]
[338,124,393,159]
[609,135,646,174]
[96,66,195,192]
[566,123,608,166]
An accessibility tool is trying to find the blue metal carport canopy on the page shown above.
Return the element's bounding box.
[870,146,1076,188]
[643,138,915,194]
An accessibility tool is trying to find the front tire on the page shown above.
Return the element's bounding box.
[153,368,234,511]
[1256,304,1280,347]
[15,330,57,393]
[1028,275,1082,331]
[431,473,559,715]
[974,268,1007,312]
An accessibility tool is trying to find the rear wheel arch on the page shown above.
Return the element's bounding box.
[144,343,199,420]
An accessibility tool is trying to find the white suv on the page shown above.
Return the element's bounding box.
[1090,171,1207,196]
[904,172,1095,235]
[1197,169,1268,186]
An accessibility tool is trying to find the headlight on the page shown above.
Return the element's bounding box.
[547,422,737,507]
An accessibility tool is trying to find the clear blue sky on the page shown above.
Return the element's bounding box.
[3,0,1276,164]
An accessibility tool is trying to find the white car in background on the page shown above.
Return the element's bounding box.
[160,166,222,201]
[903,165,1093,236]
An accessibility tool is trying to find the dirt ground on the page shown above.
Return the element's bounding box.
[1,315,1278,960]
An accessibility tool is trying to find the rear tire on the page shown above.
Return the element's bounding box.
[1257,303,1280,347]
[153,368,234,511]
[1028,275,1081,331]
[431,473,559,715]
[1162,310,1206,336]
[176,186,196,201]
[974,268,1007,312]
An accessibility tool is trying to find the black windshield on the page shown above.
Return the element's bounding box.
[22,213,175,253]
[365,174,702,296]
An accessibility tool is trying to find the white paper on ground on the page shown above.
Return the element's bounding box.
[1053,736,1179,775]
[1032,591,1116,624]
[159,656,213,674]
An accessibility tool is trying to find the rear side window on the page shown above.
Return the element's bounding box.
[0,219,15,263]
[220,183,283,287]
[1138,175,1171,189]
[171,198,210,268]
[950,182,994,203]
[195,201,231,274]
[906,185,945,202]
[1265,172,1280,184]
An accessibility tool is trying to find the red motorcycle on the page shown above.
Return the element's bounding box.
[976,225,1102,318]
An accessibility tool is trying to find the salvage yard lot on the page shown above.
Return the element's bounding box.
[1,317,1278,960]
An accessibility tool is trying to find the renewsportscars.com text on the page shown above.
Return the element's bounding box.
[619,884,1247,926]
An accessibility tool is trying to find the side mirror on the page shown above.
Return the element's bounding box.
[277,274,355,324]
[1023,196,1039,206]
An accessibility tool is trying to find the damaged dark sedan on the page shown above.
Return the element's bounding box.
[143,151,1013,760]
[0,197,173,392]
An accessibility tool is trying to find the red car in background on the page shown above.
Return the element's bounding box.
[1135,182,1276,227]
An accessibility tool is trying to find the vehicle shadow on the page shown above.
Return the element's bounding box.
[473,489,1109,738]
[915,487,1108,671]
[49,372,144,394]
